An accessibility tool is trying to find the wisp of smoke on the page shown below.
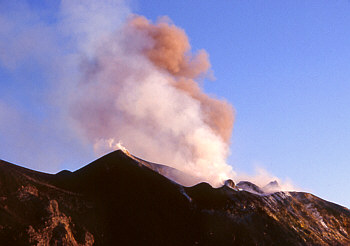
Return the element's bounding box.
[237,167,297,192]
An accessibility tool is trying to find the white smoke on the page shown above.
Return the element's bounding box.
[0,0,297,191]
[54,0,236,186]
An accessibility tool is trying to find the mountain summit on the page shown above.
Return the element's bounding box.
[0,150,349,245]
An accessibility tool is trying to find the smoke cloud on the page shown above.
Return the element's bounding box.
[63,8,235,186]
[128,16,234,143]
[0,0,296,190]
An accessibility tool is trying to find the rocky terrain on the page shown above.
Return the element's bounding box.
[0,150,349,245]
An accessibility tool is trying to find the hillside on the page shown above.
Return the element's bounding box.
[0,150,349,245]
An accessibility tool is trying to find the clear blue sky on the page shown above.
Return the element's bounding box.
[1,0,350,208]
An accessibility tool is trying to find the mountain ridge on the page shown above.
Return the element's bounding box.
[0,150,349,245]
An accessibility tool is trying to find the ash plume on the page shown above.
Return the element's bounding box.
[128,16,235,143]
[61,4,235,186]
[0,0,296,191]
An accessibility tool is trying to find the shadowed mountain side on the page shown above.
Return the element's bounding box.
[185,184,350,245]
[0,150,349,245]
[52,150,194,245]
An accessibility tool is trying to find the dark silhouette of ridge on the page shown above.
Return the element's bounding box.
[0,150,350,245]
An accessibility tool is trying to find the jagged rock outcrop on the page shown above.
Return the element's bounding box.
[224,179,235,189]
[237,180,265,194]
[263,180,281,193]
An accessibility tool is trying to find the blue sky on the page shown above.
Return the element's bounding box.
[1,0,350,208]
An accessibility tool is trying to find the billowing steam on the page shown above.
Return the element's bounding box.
[0,0,296,191]
[67,10,235,186]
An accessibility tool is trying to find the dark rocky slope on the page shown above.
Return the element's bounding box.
[0,150,349,245]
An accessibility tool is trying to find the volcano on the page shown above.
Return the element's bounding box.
[0,150,349,245]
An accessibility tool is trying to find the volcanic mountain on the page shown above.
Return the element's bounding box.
[0,150,349,245]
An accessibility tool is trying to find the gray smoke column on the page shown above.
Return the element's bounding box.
[62,1,235,186]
